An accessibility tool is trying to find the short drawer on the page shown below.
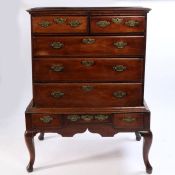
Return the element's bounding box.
[32,16,87,33]
[33,58,144,82]
[31,114,62,128]
[112,113,147,130]
[33,36,145,57]
[33,83,143,107]
[91,16,145,33]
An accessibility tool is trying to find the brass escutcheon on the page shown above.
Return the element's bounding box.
[40,116,53,123]
[112,18,123,24]
[113,65,127,72]
[94,114,109,121]
[51,91,64,98]
[81,115,93,121]
[96,20,110,27]
[125,20,139,27]
[39,21,52,28]
[113,41,127,49]
[113,91,127,98]
[51,42,64,49]
[68,20,81,27]
[81,60,94,67]
[50,64,64,72]
[122,117,136,122]
[67,115,80,121]
[82,38,95,44]
[54,17,66,24]
[82,85,93,92]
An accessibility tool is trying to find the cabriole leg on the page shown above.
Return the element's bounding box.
[25,131,36,172]
[140,131,153,174]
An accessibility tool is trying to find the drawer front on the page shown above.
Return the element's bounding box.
[33,58,143,82]
[31,114,62,128]
[33,83,143,107]
[112,113,144,129]
[91,16,145,33]
[65,114,111,123]
[33,36,144,57]
[32,16,87,33]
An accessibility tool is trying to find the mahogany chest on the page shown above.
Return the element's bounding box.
[25,7,153,174]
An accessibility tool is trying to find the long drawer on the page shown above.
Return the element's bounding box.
[33,83,143,107]
[33,58,143,82]
[33,36,145,57]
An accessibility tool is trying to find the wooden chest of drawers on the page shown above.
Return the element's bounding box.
[25,7,153,174]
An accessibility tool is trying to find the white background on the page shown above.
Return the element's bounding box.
[0,0,175,175]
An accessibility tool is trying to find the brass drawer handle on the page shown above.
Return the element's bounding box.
[50,64,64,72]
[122,117,136,123]
[114,41,127,49]
[94,114,109,121]
[51,91,64,98]
[113,91,127,98]
[54,17,66,24]
[96,20,110,27]
[113,65,126,72]
[125,20,139,27]
[81,60,94,67]
[67,114,110,122]
[82,85,93,92]
[67,115,80,121]
[39,21,52,28]
[51,42,64,49]
[81,115,93,121]
[68,20,81,27]
[112,18,123,24]
[82,38,95,44]
[40,116,53,123]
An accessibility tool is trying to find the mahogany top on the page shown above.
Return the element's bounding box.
[27,7,151,15]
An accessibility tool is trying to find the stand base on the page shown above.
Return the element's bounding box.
[25,100,153,173]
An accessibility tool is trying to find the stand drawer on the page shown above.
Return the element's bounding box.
[31,114,62,129]
[112,113,149,130]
